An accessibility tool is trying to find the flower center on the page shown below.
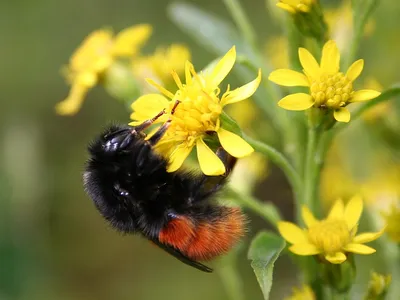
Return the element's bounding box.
[308,219,350,254]
[310,72,353,109]
[166,76,223,146]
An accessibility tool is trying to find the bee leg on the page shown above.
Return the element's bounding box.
[133,109,167,133]
[191,148,237,201]
[215,147,237,177]
[148,100,181,146]
[136,100,181,174]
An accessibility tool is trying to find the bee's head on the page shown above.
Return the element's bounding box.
[89,125,138,156]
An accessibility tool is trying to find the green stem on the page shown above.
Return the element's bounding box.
[346,0,379,68]
[222,0,257,50]
[244,134,302,204]
[303,125,319,215]
[331,289,350,300]
[228,186,281,226]
[217,247,245,300]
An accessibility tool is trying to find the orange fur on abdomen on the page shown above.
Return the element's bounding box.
[158,207,246,261]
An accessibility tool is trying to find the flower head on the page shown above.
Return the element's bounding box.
[365,271,392,299]
[269,40,381,122]
[130,46,261,176]
[381,203,400,243]
[278,196,385,264]
[133,44,190,91]
[276,0,314,14]
[56,25,152,115]
[284,285,315,300]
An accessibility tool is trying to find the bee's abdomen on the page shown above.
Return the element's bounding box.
[158,207,246,261]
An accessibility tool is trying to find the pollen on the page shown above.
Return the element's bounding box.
[163,78,223,145]
[308,220,350,254]
[310,73,353,109]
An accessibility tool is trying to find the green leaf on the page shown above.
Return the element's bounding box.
[167,2,252,57]
[248,231,286,300]
[220,111,243,137]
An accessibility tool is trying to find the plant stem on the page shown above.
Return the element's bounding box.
[228,186,282,226]
[217,246,245,300]
[303,125,319,216]
[244,134,302,204]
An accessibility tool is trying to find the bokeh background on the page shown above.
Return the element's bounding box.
[2,0,400,299]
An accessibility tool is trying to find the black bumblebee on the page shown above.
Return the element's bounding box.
[83,101,245,272]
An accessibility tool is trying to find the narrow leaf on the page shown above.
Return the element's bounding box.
[167,2,252,58]
[248,231,286,300]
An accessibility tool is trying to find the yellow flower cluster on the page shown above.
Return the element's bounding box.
[56,25,151,115]
[284,285,315,300]
[133,44,191,91]
[269,40,381,122]
[55,25,191,116]
[131,47,261,175]
[276,0,314,14]
[382,203,400,243]
[278,196,384,264]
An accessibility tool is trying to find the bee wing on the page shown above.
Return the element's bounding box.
[151,239,213,273]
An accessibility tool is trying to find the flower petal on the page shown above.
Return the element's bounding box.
[145,78,175,99]
[130,94,170,123]
[113,24,152,56]
[346,59,364,81]
[302,206,318,228]
[185,60,193,85]
[196,139,226,176]
[217,128,254,158]
[268,69,309,87]
[334,108,351,123]
[289,243,321,256]
[221,69,262,106]
[55,84,89,116]
[351,90,381,102]
[325,252,347,264]
[298,48,320,79]
[343,243,376,254]
[278,93,314,111]
[209,46,236,87]
[328,198,345,220]
[320,40,340,74]
[353,227,385,244]
[167,145,193,173]
[276,3,296,13]
[344,195,363,230]
[277,221,308,244]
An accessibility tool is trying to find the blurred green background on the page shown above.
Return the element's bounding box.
[2,0,400,299]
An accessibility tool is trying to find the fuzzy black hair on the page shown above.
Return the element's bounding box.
[83,124,231,272]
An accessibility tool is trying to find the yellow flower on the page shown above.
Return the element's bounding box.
[284,285,315,300]
[276,0,314,14]
[381,203,400,243]
[130,46,261,176]
[133,44,190,90]
[269,40,381,123]
[278,196,385,264]
[365,272,392,299]
[56,24,152,115]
